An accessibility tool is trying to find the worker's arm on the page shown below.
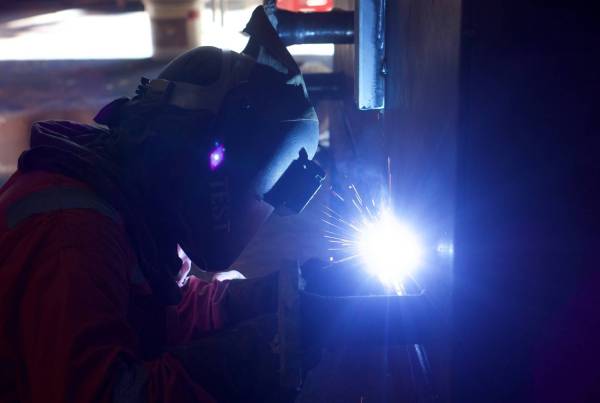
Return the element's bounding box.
[168,271,280,345]
[18,211,215,403]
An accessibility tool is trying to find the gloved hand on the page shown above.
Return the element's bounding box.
[213,270,246,282]
[223,271,279,325]
[180,245,246,284]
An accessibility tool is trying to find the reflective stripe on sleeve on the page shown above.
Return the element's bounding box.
[5,186,120,229]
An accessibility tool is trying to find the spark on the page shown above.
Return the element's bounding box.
[323,185,424,294]
[322,208,362,233]
[331,189,345,202]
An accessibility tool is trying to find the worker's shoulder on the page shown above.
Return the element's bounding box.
[0,170,130,252]
[0,172,139,295]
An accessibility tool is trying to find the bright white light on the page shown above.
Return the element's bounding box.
[436,241,454,256]
[0,9,151,60]
[306,0,329,6]
[5,9,85,29]
[357,211,423,287]
[287,44,334,56]
[0,6,334,61]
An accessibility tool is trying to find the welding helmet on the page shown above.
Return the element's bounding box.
[133,7,323,271]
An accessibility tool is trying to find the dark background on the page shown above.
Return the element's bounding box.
[453,0,600,401]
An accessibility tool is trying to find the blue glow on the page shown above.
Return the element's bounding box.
[209,144,225,170]
[436,241,454,256]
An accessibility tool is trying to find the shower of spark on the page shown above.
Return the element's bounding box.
[323,185,423,295]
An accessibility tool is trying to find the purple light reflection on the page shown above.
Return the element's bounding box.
[209,144,225,170]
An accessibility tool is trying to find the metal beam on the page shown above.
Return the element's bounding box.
[355,0,386,110]
[274,9,354,46]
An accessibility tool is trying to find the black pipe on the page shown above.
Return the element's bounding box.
[274,10,354,45]
[304,73,348,100]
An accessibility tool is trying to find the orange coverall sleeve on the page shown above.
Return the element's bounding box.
[16,211,216,403]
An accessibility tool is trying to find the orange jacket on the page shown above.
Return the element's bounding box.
[0,170,230,403]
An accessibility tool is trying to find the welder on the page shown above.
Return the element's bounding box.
[0,6,323,403]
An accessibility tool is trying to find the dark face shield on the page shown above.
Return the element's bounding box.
[178,78,322,271]
[264,147,325,215]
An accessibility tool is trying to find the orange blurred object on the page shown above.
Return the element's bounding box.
[277,0,333,12]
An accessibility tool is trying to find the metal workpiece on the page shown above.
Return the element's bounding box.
[277,260,441,369]
[273,9,354,45]
[355,0,386,109]
[264,0,386,109]
[300,292,441,347]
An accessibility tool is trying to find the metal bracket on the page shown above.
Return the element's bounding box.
[355,0,386,110]
[265,0,386,110]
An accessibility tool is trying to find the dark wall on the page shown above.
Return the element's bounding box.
[384,0,462,399]
[454,1,600,401]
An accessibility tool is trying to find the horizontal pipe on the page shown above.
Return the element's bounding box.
[304,73,348,100]
[275,10,354,45]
